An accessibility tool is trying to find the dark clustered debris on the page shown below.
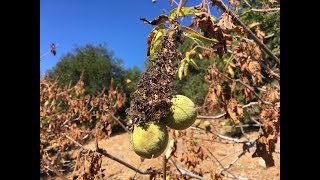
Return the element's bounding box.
[126,23,184,127]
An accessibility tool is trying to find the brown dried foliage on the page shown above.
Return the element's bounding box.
[126,21,183,126]
[40,76,125,177]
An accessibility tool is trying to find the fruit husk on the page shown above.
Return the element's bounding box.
[164,95,198,130]
[131,121,169,159]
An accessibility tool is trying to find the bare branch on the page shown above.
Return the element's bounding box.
[265,33,275,39]
[250,8,280,12]
[212,0,280,64]
[163,155,167,180]
[223,140,256,171]
[168,159,205,180]
[197,113,226,119]
[190,126,247,143]
[175,0,184,19]
[207,149,240,180]
[242,101,259,108]
[43,160,67,180]
[105,109,131,135]
[65,134,161,175]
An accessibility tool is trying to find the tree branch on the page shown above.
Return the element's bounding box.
[212,0,280,64]
[197,113,226,119]
[207,149,240,180]
[190,126,247,143]
[105,109,131,135]
[65,135,161,175]
[250,8,280,12]
[175,0,184,19]
[168,159,205,180]
[222,140,256,171]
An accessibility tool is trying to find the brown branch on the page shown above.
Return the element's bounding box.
[212,0,280,64]
[105,109,131,135]
[175,0,184,19]
[65,135,161,175]
[163,155,167,180]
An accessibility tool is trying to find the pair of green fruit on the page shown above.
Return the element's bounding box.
[131,95,197,159]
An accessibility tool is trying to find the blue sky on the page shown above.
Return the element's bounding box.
[40,0,223,75]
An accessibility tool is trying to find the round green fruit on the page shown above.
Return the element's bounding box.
[131,122,168,159]
[164,95,198,130]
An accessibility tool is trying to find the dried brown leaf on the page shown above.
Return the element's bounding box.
[217,13,236,30]
[227,98,243,124]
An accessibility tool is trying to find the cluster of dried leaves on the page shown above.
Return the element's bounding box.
[40,75,126,178]
[190,2,280,168]
[126,21,183,126]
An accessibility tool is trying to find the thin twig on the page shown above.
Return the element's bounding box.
[175,0,184,19]
[40,43,60,59]
[105,109,131,135]
[197,113,226,119]
[218,149,244,162]
[207,149,240,180]
[190,126,247,143]
[168,159,205,180]
[43,160,67,180]
[212,0,280,64]
[242,101,259,108]
[221,124,261,128]
[223,140,257,171]
[163,155,167,180]
[192,137,239,144]
[65,134,162,175]
[265,33,275,39]
[243,0,252,8]
[250,8,280,12]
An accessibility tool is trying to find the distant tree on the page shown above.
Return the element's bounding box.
[47,43,125,95]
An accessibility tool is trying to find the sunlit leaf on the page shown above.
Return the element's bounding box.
[228,65,235,78]
[147,24,166,58]
[169,7,200,20]
[180,26,219,45]
[178,61,185,80]
[189,58,199,70]
[183,61,189,77]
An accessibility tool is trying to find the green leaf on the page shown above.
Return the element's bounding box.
[180,26,219,45]
[183,61,189,77]
[189,58,199,70]
[149,25,167,59]
[178,61,185,80]
[227,66,235,78]
[169,7,200,20]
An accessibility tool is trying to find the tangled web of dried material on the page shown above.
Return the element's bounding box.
[126,22,183,126]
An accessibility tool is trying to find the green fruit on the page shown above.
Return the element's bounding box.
[131,122,168,159]
[164,95,198,130]
[204,120,211,131]
[193,119,201,127]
